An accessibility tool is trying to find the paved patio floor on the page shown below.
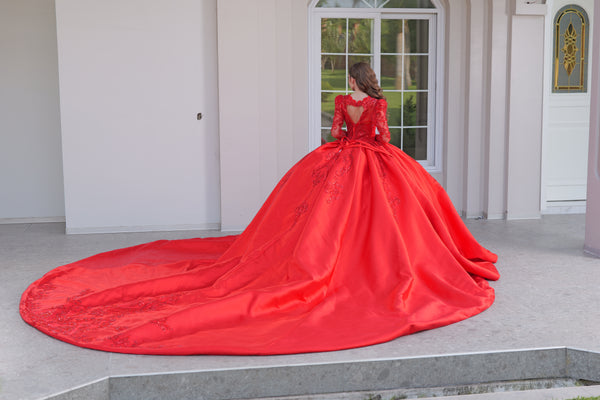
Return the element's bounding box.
[1,215,599,400]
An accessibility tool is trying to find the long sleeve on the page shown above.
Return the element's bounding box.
[331,95,346,139]
[374,99,391,143]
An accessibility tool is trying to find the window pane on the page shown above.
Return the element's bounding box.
[381,55,427,90]
[403,128,427,160]
[322,129,336,144]
[321,18,346,53]
[317,0,371,7]
[381,0,435,8]
[382,19,429,54]
[553,5,590,93]
[383,92,402,127]
[388,128,402,148]
[348,55,373,69]
[349,19,373,54]
[321,94,337,127]
[317,7,435,163]
[381,19,403,54]
[322,55,347,90]
[381,55,403,90]
[405,55,428,90]
[403,92,427,126]
[405,19,429,53]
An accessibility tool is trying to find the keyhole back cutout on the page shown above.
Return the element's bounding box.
[347,105,364,124]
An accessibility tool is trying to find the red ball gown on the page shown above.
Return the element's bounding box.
[20,94,499,355]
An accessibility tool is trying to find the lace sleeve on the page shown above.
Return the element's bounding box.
[331,95,346,139]
[375,98,391,143]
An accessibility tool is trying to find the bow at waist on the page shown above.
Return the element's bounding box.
[327,137,392,156]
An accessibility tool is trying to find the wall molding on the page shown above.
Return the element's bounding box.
[0,217,66,225]
[65,223,221,235]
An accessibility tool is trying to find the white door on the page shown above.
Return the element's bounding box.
[56,0,221,233]
[542,0,594,214]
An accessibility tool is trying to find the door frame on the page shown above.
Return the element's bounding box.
[307,0,445,173]
[541,0,594,214]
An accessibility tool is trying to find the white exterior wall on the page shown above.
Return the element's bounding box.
[217,0,309,231]
[0,0,64,221]
[56,0,221,233]
[218,0,552,226]
[2,0,581,232]
[445,0,542,220]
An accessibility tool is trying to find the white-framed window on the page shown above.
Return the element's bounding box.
[309,0,444,172]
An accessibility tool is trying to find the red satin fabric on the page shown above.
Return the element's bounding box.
[20,95,499,355]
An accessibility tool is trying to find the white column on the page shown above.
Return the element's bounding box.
[217,0,308,231]
[443,0,469,209]
[217,0,261,231]
[445,0,510,219]
[462,0,490,218]
[584,0,600,257]
[483,0,510,219]
[505,1,547,219]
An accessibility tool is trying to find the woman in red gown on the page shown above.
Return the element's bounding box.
[20,63,499,355]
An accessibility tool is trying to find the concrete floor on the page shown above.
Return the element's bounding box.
[1,215,599,400]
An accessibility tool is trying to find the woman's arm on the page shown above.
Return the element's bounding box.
[375,99,391,143]
[331,95,346,139]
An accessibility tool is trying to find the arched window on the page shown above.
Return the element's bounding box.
[315,0,435,8]
[309,0,444,171]
[553,5,590,93]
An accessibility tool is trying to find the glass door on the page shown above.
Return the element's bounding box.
[316,12,436,166]
[320,17,375,143]
[380,17,431,160]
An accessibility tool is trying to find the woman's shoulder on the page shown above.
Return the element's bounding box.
[374,97,387,108]
[334,93,382,106]
[334,94,349,104]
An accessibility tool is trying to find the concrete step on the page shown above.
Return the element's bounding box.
[257,381,600,400]
[46,347,600,400]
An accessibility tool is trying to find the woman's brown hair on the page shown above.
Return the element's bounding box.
[349,62,385,100]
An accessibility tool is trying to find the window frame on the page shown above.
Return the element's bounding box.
[308,0,445,172]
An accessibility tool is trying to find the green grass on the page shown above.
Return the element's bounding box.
[565,397,600,400]
[363,396,600,400]
[321,69,347,91]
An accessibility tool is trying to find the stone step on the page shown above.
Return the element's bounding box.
[253,380,600,400]
[46,347,600,400]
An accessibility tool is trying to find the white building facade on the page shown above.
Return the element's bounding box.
[0,0,598,253]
